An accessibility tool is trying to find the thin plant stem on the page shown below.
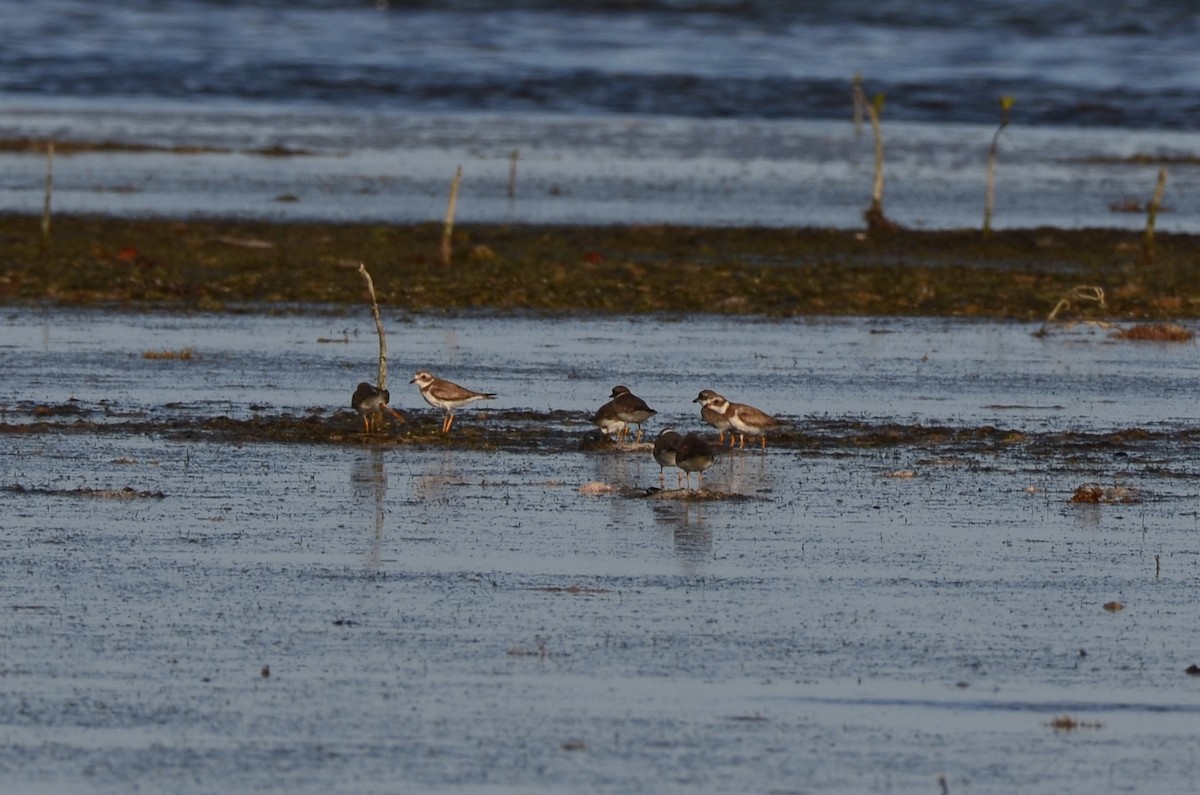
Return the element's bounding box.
[851,72,864,138]
[983,96,1014,237]
[441,165,463,267]
[357,262,387,390]
[855,85,896,232]
[41,141,54,249]
[1141,167,1167,264]
[507,149,519,199]
[1034,285,1106,337]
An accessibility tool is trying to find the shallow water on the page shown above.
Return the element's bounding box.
[3,108,1199,231]
[3,0,1198,129]
[3,308,1200,793]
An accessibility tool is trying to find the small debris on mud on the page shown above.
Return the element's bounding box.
[579,481,617,495]
[531,585,611,595]
[1047,715,1104,732]
[1070,483,1140,504]
[507,639,549,659]
[1111,323,1193,342]
[1103,601,1125,613]
[32,402,90,417]
[2,483,166,500]
[639,487,749,501]
[142,348,194,360]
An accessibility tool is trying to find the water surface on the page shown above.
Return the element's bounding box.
[3,308,1200,793]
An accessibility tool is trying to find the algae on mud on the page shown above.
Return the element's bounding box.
[2,214,1198,319]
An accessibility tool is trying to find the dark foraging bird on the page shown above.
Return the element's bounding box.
[652,428,684,488]
[352,382,405,433]
[674,431,715,490]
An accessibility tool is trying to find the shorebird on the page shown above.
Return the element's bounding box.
[590,400,628,442]
[693,388,734,446]
[410,370,496,433]
[652,428,684,488]
[674,432,715,490]
[351,382,404,433]
[608,385,656,443]
[693,390,782,450]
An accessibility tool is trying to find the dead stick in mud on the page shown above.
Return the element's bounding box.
[357,262,388,390]
[1034,285,1106,337]
[40,141,54,250]
[855,85,897,233]
[1141,167,1167,264]
[852,72,864,138]
[983,96,1014,237]
[507,149,520,199]
[441,165,463,267]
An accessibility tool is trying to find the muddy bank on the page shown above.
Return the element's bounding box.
[5,402,1198,475]
[2,214,1196,319]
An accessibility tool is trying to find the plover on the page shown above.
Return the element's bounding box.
[351,382,405,433]
[609,385,656,443]
[674,432,715,490]
[693,388,734,446]
[410,370,496,433]
[652,428,684,488]
[693,390,782,450]
[591,400,628,441]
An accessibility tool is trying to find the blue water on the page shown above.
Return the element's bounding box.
[3,0,1197,129]
[0,1,1198,228]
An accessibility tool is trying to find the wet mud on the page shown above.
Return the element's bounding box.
[3,215,1200,319]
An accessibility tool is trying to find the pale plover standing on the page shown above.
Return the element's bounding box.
[674,432,715,490]
[351,382,405,433]
[693,388,734,446]
[693,389,782,450]
[410,370,496,433]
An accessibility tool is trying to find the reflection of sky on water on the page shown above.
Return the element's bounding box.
[4,305,1200,792]
[4,309,1195,434]
[2,109,1199,230]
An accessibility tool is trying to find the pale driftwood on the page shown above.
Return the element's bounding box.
[357,262,387,390]
[851,73,864,138]
[1142,167,1168,263]
[41,142,54,248]
[441,165,463,267]
[983,98,1014,236]
[1034,285,1107,337]
[507,149,520,199]
[854,85,896,232]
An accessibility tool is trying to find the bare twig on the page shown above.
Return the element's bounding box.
[507,149,520,199]
[852,73,864,138]
[357,262,387,390]
[441,165,463,267]
[854,85,897,233]
[983,96,1014,236]
[41,141,54,249]
[1034,285,1107,337]
[1141,167,1168,265]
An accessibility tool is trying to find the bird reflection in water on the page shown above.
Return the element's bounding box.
[651,502,712,573]
[350,448,387,574]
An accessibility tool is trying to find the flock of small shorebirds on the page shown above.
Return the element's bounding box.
[352,371,785,491]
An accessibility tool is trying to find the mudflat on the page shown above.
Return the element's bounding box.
[2,215,1195,319]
